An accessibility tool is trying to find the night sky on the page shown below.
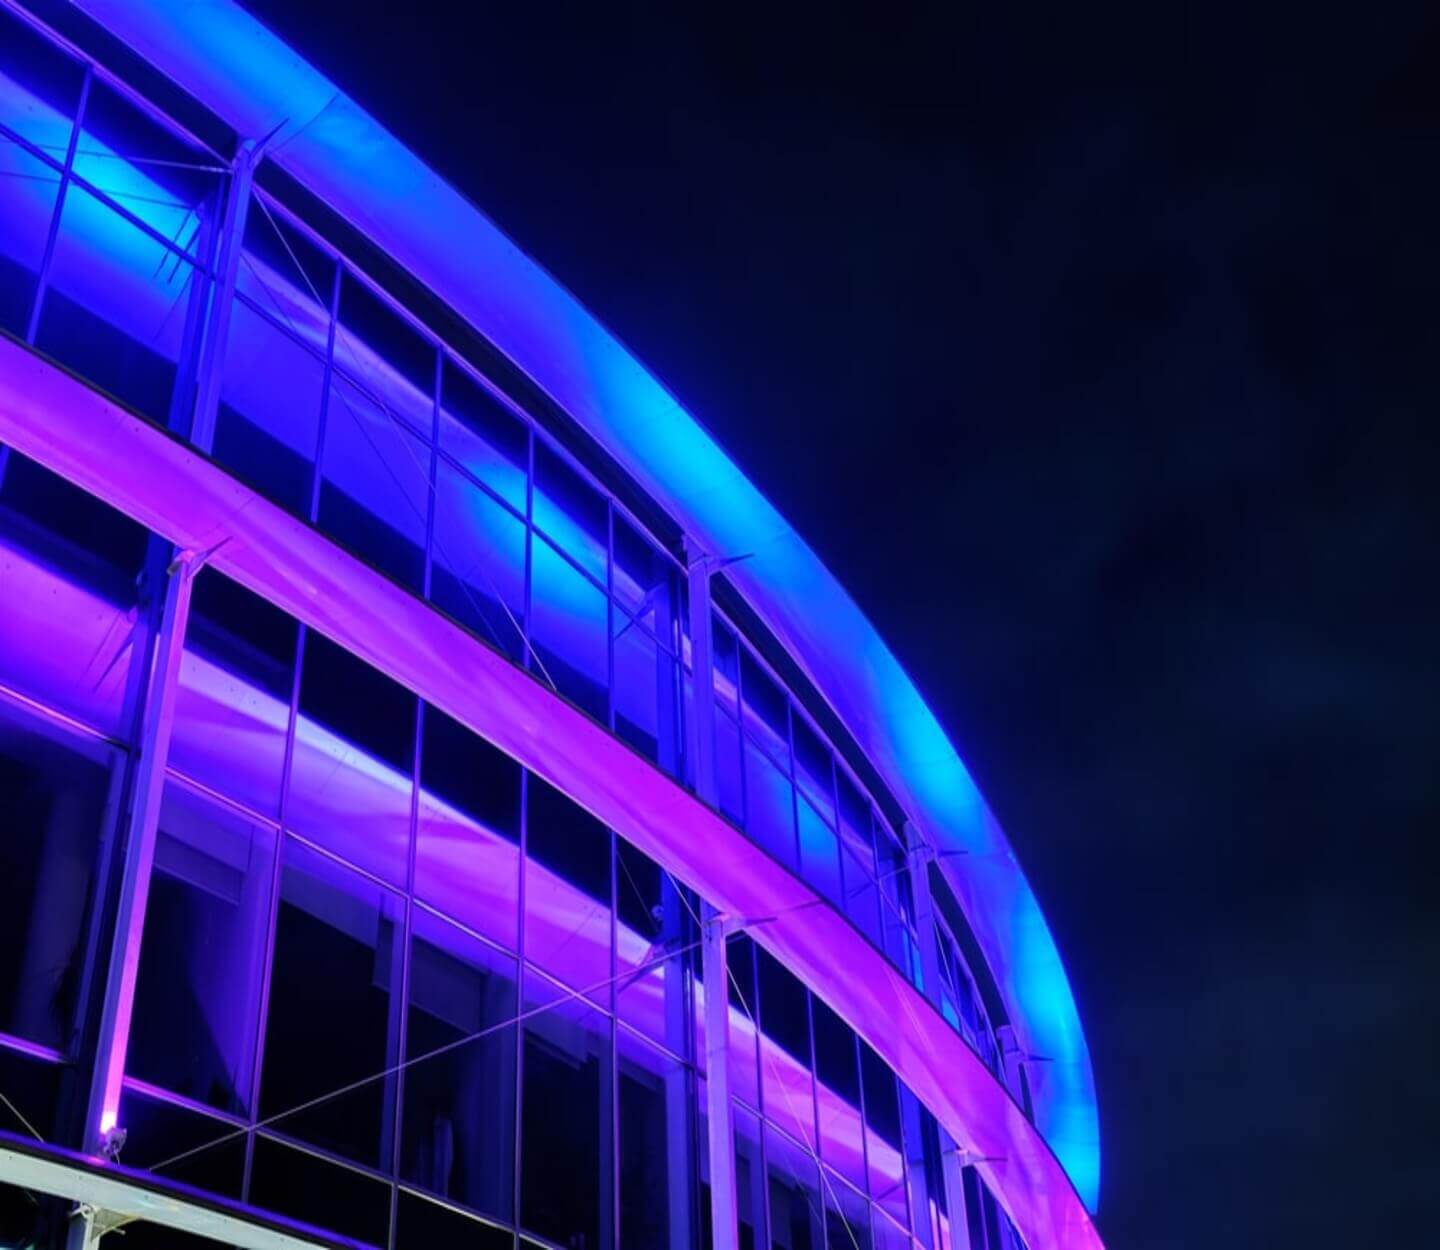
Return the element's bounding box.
[237,3,1438,1246]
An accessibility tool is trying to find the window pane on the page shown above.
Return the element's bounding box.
[614,611,681,773]
[416,703,520,951]
[335,272,436,430]
[115,1088,245,1202]
[793,717,835,825]
[35,183,200,426]
[130,782,275,1115]
[533,438,607,582]
[739,650,789,768]
[824,1174,872,1250]
[289,631,415,887]
[0,8,84,153]
[318,371,430,589]
[214,299,325,514]
[259,839,402,1168]
[395,1189,514,1250]
[861,1043,906,1226]
[721,934,760,1111]
[757,948,815,1149]
[73,80,223,264]
[744,738,796,870]
[439,359,528,514]
[0,455,146,735]
[620,1029,693,1250]
[521,993,612,1249]
[766,1124,823,1250]
[430,458,527,661]
[234,200,333,360]
[715,707,745,825]
[530,536,609,722]
[524,776,611,1005]
[249,1134,392,1248]
[612,514,677,636]
[798,796,843,907]
[615,841,690,1051]
[171,570,296,818]
[402,908,517,1222]
[0,139,61,338]
[0,703,115,1051]
[812,1000,866,1196]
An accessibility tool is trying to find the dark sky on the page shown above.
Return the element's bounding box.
[237,2,1439,1246]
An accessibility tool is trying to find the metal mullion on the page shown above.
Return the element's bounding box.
[521,426,535,674]
[25,63,91,345]
[387,696,424,1250]
[510,768,528,1250]
[608,827,620,1250]
[605,501,616,733]
[242,616,307,1203]
[305,264,344,524]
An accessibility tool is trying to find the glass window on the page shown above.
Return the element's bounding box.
[35,183,201,427]
[395,1189,514,1250]
[798,796,843,907]
[0,702,115,1052]
[757,948,815,1149]
[0,1032,62,1148]
[259,839,402,1168]
[812,1000,866,1197]
[129,782,276,1115]
[766,1124,824,1250]
[416,703,520,951]
[723,934,760,1111]
[171,570,297,818]
[613,514,678,638]
[0,455,147,736]
[438,360,528,514]
[740,649,789,768]
[430,457,527,662]
[715,706,745,825]
[402,907,517,1223]
[619,1028,694,1250]
[524,776,612,1004]
[823,1174,873,1250]
[335,272,436,434]
[530,535,609,723]
[615,841,691,1051]
[213,298,326,513]
[289,631,415,887]
[317,370,431,590]
[73,80,223,264]
[744,738,796,870]
[521,992,612,1249]
[0,137,61,340]
[248,1134,392,1248]
[793,716,835,826]
[235,200,334,359]
[533,438,607,583]
[614,609,682,772]
[0,7,85,154]
[861,1043,906,1228]
[115,1088,245,1202]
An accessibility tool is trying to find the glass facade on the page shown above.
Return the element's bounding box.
[0,6,1073,1250]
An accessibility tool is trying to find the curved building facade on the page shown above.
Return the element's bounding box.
[0,4,1102,1250]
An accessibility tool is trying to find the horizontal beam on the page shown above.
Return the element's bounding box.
[0,1132,367,1250]
[0,335,1101,1250]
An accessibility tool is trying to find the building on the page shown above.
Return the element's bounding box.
[0,4,1102,1250]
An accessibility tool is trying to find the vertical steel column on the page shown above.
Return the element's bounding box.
[686,539,738,1250]
[190,139,261,453]
[905,825,973,1250]
[79,548,204,1154]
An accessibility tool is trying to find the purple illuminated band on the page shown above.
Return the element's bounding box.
[0,335,1101,1250]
